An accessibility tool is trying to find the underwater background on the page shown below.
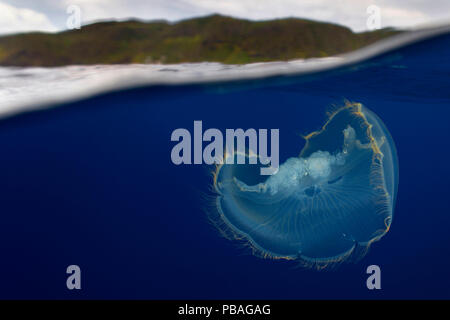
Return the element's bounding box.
[0,28,449,299]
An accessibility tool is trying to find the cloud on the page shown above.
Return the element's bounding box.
[0,2,57,35]
[380,6,429,29]
[1,0,449,33]
[59,0,443,31]
[179,0,434,31]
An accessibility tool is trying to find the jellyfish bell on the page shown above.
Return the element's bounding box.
[213,102,398,268]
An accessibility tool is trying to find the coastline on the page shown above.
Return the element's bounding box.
[0,22,449,120]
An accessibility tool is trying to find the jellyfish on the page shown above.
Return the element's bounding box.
[213,102,398,268]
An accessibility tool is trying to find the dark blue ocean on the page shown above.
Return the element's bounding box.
[0,31,449,299]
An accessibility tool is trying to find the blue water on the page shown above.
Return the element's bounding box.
[0,31,449,299]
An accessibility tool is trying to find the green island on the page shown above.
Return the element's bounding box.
[0,14,401,67]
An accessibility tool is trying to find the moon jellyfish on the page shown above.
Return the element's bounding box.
[213,102,398,268]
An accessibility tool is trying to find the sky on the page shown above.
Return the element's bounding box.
[0,0,449,35]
